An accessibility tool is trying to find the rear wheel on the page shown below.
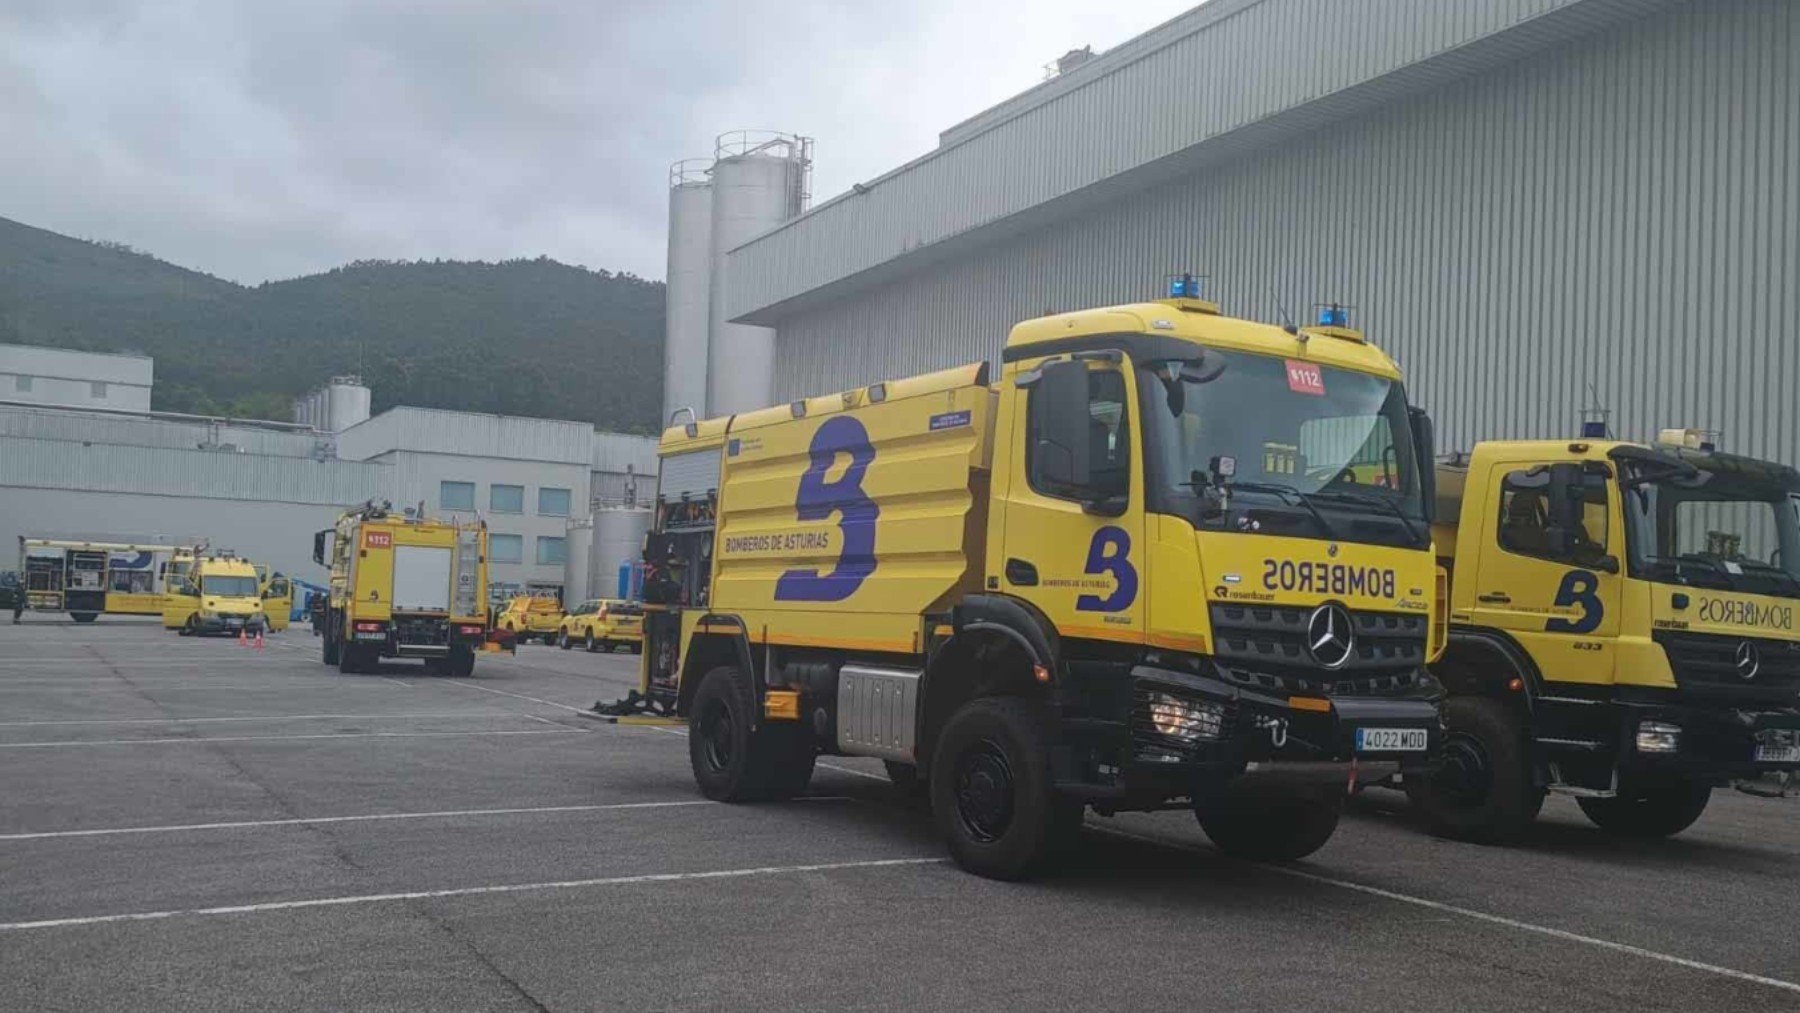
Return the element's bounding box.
[1406,695,1543,843]
[688,666,812,801]
[321,616,341,665]
[1577,777,1711,838]
[445,645,476,678]
[929,697,1062,880]
[1197,785,1343,862]
[70,612,98,624]
[338,643,370,675]
[558,630,572,650]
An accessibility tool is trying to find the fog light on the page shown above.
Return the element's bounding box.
[1148,692,1225,742]
[1636,720,1681,754]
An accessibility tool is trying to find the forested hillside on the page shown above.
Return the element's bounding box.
[0,216,664,430]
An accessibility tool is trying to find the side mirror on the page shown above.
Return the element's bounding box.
[1592,555,1620,575]
[1544,462,1584,559]
[312,530,329,567]
[1409,406,1436,525]
[1030,359,1093,494]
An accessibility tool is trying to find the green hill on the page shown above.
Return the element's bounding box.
[0,216,664,431]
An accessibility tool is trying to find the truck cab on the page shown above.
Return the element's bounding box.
[1411,434,1800,840]
[642,286,1445,878]
[163,555,267,635]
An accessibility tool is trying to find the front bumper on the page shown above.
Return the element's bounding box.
[194,614,265,634]
[1606,696,1800,781]
[1052,661,1441,807]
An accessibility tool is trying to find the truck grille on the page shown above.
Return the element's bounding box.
[1210,604,1426,671]
[1653,630,1800,704]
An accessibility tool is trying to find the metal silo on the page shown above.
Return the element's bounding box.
[592,507,652,599]
[705,131,811,417]
[663,159,714,424]
[563,517,594,605]
[324,376,371,432]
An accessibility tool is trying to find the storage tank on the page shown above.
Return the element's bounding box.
[563,518,594,605]
[592,507,652,599]
[705,131,811,417]
[663,160,713,425]
[324,376,371,432]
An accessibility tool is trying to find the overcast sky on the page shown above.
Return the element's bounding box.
[0,1,1198,285]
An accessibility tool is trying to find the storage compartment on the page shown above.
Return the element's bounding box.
[392,545,452,612]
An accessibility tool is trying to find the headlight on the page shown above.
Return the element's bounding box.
[1148,692,1225,742]
[1636,720,1681,754]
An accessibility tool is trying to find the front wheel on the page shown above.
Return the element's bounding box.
[445,645,476,678]
[929,697,1064,881]
[1197,785,1343,862]
[558,630,572,650]
[1577,777,1711,838]
[584,632,598,653]
[1405,696,1543,843]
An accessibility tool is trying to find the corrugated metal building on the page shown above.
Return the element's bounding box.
[718,0,1797,464]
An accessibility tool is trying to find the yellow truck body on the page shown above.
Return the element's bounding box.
[314,503,489,676]
[643,290,1445,878]
[1410,437,1800,840]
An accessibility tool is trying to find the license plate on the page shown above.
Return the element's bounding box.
[226,619,243,627]
[1754,745,1800,764]
[1356,727,1428,752]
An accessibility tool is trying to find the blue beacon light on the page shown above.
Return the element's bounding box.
[1317,305,1349,328]
[1169,274,1201,299]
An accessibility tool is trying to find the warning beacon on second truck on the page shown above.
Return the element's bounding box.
[635,279,1445,879]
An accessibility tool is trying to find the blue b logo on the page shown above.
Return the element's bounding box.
[774,416,880,602]
[1546,570,1604,633]
[1076,526,1137,613]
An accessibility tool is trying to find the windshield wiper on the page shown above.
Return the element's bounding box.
[1218,479,1340,539]
[1311,488,1424,543]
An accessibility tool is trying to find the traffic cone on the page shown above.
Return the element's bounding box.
[238,628,247,646]
[255,630,265,650]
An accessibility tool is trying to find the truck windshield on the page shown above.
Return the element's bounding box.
[1139,350,1427,549]
[1621,462,1800,598]
[203,576,260,598]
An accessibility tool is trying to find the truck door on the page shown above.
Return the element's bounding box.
[999,357,1146,646]
[162,573,201,631]
[263,575,292,631]
[1471,461,1620,685]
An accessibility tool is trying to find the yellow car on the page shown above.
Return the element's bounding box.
[556,598,643,653]
[496,595,564,644]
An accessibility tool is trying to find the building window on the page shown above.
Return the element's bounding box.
[91,381,108,398]
[538,487,572,517]
[536,535,567,565]
[14,375,31,392]
[490,484,523,513]
[490,533,523,564]
[440,481,476,511]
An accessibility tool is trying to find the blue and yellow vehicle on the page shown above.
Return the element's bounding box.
[18,538,185,623]
[1410,430,1800,840]
[637,283,1445,879]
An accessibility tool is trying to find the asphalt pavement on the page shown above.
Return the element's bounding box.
[2,616,1797,1011]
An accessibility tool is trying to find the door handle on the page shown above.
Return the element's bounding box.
[1006,558,1039,587]
[1477,592,1513,604]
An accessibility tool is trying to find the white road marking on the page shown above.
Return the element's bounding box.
[1087,826,1800,996]
[0,728,583,749]
[0,856,945,932]
[0,796,849,841]
[426,679,594,714]
[0,711,509,727]
[818,761,888,782]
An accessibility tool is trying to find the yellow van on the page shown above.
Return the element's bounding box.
[162,556,267,636]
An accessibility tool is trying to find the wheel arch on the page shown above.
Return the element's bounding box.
[917,595,1062,774]
[1437,628,1542,716]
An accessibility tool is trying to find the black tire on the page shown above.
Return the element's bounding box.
[630,641,643,656]
[584,631,598,653]
[929,697,1062,881]
[445,645,476,678]
[184,615,201,638]
[71,612,98,624]
[338,643,368,675]
[884,760,924,794]
[1405,696,1543,843]
[1197,785,1343,862]
[1576,777,1711,838]
[688,666,787,802]
[322,617,341,665]
[558,630,572,650]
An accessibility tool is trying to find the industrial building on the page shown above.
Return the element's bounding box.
[0,343,153,412]
[1,365,656,602]
[671,0,1798,469]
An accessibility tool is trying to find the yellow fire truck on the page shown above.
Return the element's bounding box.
[1409,429,1800,839]
[637,285,1445,878]
[18,538,184,622]
[314,502,489,676]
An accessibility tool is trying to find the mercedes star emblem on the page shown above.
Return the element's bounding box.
[1735,641,1761,681]
[1306,603,1356,670]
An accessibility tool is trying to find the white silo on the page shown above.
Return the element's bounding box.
[324,376,371,431]
[563,518,594,605]
[663,160,714,426]
[593,507,652,599]
[705,131,811,417]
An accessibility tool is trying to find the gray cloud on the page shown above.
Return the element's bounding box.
[0,1,1195,283]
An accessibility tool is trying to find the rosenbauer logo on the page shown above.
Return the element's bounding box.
[364,531,393,549]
